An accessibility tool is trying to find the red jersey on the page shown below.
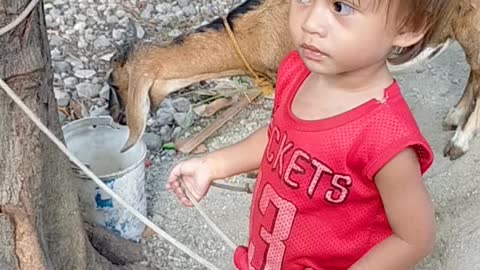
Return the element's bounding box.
[233,51,434,270]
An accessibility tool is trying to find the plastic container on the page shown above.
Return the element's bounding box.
[62,116,147,241]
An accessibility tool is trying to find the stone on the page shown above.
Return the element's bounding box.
[51,48,63,61]
[141,4,154,19]
[49,35,64,46]
[54,61,71,73]
[63,77,78,88]
[135,24,145,39]
[77,38,88,49]
[93,35,110,49]
[99,85,110,100]
[159,125,173,142]
[171,126,183,138]
[74,69,96,79]
[89,105,109,117]
[54,89,70,107]
[173,112,191,128]
[142,132,163,151]
[178,0,189,8]
[183,5,197,16]
[112,29,124,41]
[106,15,119,24]
[155,108,174,126]
[115,9,126,18]
[74,21,87,32]
[76,83,102,98]
[172,97,191,112]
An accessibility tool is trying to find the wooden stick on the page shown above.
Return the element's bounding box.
[177,90,262,154]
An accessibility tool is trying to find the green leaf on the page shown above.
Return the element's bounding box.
[162,143,177,150]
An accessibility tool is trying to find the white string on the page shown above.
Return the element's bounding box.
[0,0,41,36]
[0,78,222,270]
[180,179,237,250]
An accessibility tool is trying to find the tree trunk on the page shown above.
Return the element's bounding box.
[0,1,119,269]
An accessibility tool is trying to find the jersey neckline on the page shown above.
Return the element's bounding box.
[283,65,401,131]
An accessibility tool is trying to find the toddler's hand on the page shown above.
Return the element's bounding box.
[166,157,214,207]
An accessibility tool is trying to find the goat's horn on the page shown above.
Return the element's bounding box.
[120,75,154,153]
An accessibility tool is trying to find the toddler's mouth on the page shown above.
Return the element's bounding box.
[301,43,328,60]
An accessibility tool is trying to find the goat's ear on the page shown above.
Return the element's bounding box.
[110,41,134,68]
[120,77,154,153]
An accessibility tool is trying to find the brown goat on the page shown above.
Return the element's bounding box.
[108,0,478,160]
[108,0,292,152]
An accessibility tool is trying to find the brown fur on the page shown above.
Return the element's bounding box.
[441,1,480,159]
[108,0,292,152]
[109,0,480,160]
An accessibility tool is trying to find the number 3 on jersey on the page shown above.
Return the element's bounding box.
[249,184,297,269]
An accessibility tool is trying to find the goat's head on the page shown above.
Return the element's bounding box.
[107,42,134,125]
[107,41,153,153]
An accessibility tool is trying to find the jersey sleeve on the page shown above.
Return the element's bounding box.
[350,111,434,180]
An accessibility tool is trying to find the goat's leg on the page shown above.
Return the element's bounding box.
[443,9,480,160]
[443,74,474,131]
[444,71,480,160]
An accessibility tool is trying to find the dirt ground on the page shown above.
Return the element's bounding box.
[143,41,480,270]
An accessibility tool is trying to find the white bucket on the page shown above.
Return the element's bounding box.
[62,116,147,242]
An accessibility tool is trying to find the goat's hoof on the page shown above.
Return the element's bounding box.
[442,122,457,131]
[443,107,466,131]
[443,141,466,160]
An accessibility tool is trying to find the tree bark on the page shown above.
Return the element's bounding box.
[0,1,119,269]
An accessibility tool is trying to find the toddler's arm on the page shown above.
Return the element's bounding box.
[204,125,269,180]
[349,148,435,270]
[167,126,268,206]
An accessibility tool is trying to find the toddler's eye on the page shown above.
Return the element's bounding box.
[296,0,312,4]
[333,2,354,15]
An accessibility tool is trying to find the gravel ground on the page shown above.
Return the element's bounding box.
[46,0,480,269]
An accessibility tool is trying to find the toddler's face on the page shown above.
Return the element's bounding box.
[289,0,400,75]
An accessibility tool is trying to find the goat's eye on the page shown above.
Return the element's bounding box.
[333,2,354,15]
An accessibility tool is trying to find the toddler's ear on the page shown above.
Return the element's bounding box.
[392,27,427,49]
